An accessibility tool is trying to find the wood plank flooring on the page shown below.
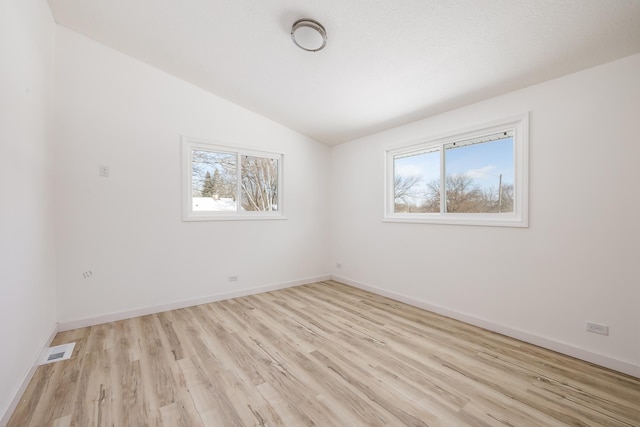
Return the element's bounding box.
[8,280,640,426]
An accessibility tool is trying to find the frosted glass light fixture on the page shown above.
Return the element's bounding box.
[291,19,327,52]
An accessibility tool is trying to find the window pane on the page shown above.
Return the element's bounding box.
[191,150,237,211]
[240,156,278,211]
[444,135,514,213]
[393,149,440,213]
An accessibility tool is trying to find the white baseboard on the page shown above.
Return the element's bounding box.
[1,322,58,427]
[332,275,640,378]
[58,275,331,332]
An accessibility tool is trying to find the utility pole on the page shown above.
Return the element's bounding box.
[498,173,503,213]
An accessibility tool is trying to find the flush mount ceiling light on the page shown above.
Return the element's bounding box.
[291,19,327,52]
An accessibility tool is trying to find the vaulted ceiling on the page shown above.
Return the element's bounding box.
[46,0,640,145]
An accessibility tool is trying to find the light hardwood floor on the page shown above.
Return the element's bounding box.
[8,281,640,426]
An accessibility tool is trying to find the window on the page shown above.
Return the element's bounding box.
[385,113,528,227]
[182,137,284,221]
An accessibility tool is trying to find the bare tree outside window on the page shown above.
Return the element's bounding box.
[241,156,278,211]
[187,143,282,216]
[443,136,514,214]
[394,175,422,212]
[385,115,528,227]
[191,150,237,211]
[423,174,514,213]
[393,149,439,213]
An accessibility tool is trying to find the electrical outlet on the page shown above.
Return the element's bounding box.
[586,321,609,336]
[228,275,238,282]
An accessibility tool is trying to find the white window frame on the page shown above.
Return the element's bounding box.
[182,136,285,221]
[384,113,529,227]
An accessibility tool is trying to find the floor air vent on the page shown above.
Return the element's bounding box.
[40,342,76,365]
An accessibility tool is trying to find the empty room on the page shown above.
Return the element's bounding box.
[1,0,639,426]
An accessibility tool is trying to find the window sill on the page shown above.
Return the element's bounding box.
[383,214,528,228]
[183,214,287,222]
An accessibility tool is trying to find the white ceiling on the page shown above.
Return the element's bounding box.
[46,0,640,145]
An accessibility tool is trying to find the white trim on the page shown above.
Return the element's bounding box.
[332,274,640,378]
[384,113,529,228]
[1,323,58,427]
[58,275,330,331]
[184,214,288,222]
[181,136,285,221]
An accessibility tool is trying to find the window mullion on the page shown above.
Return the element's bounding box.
[189,148,195,216]
[439,145,446,214]
[236,152,242,213]
[390,157,396,216]
[182,137,284,220]
[383,112,528,227]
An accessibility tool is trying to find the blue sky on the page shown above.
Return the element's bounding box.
[394,137,514,200]
[446,137,514,189]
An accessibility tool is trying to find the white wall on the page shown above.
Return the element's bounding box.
[331,54,640,376]
[0,0,57,421]
[53,27,331,325]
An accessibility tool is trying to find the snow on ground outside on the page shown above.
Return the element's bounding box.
[193,197,236,211]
